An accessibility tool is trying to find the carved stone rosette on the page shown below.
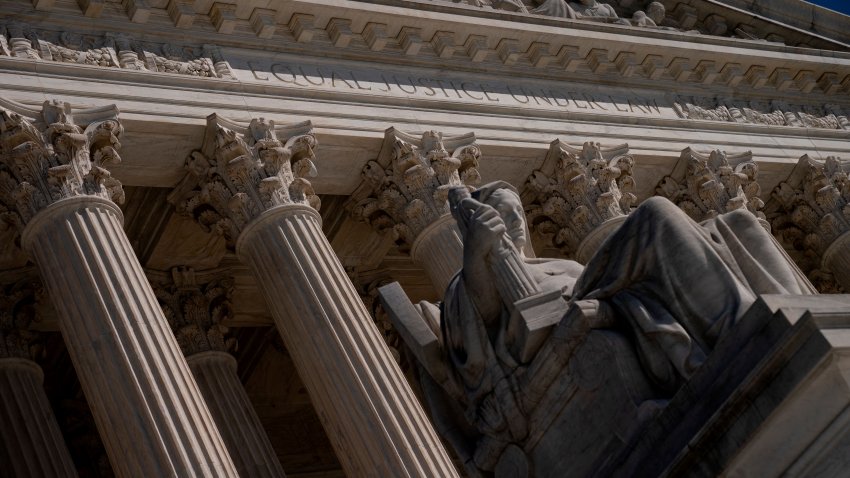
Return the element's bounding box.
[0,99,124,226]
[523,140,636,263]
[656,147,766,227]
[170,114,319,247]
[766,155,850,292]
[348,127,481,249]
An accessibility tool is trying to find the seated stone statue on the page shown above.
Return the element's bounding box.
[419,181,811,475]
[567,0,620,19]
[530,0,576,18]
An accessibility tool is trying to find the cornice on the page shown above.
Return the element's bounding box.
[3,0,849,100]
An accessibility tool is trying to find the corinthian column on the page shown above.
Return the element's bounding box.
[151,266,285,477]
[656,147,767,227]
[347,127,482,296]
[171,115,458,477]
[767,155,850,292]
[0,275,78,477]
[0,100,237,477]
[523,140,636,263]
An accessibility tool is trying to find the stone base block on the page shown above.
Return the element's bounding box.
[605,294,850,477]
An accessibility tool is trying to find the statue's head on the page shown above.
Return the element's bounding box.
[647,1,665,24]
[472,181,528,251]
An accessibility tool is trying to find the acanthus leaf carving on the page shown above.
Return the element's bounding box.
[765,155,850,292]
[347,127,481,250]
[522,140,635,260]
[0,22,236,79]
[0,99,123,227]
[672,96,849,130]
[150,266,237,357]
[656,147,766,226]
[169,114,319,247]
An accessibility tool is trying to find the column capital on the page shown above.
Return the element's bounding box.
[0,272,45,360]
[169,113,319,246]
[150,266,236,356]
[0,99,123,228]
[522,140,636,261]
[767,155,850,291]
[656,147,765,225]
[347,127,481,250]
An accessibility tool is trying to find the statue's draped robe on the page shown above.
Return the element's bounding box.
[531,0,577,18]
[442,197,812,413]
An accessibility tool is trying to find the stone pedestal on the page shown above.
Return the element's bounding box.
[0,358,78,477]
[605,294,850,476]
[237,204,458,477]
[410,214,463,297]
[22,197,237,477]
[188,351,285,478]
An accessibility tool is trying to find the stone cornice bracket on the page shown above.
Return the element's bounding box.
[656,147,766,227]
[168,113,318,247]
[150,266,236,356]
[766,155,850,292]
[0,99,123,228]
[0,274,44,360]
[522,140,635,263]
[346,127,481,250]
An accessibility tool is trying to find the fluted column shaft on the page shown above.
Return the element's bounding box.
[21,197,237,477]
[187,351,285,477]
[237,204,458,477]
[0,358,78,477]
[410,214,463,299]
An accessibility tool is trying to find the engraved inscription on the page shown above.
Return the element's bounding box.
[237,59,665,116]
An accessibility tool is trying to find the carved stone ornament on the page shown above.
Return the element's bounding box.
[0,22,236,79]
[0,273,45,360]
[522,140,635,261]
[437,0,790,42]
[672,96,849,130]
[347,127,481,250]
[169,114,319,246]
[0,98,124,229]
[656,147,766,226]
[767,155,850,292]
[150,266,237,356]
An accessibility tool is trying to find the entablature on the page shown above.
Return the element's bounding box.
[3,0,850,101]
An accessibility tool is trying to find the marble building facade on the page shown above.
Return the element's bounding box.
[0,0,849,476]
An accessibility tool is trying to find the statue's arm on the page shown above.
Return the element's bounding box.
[459,198,507,326]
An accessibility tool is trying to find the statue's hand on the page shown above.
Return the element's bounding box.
[460,197,506,258]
